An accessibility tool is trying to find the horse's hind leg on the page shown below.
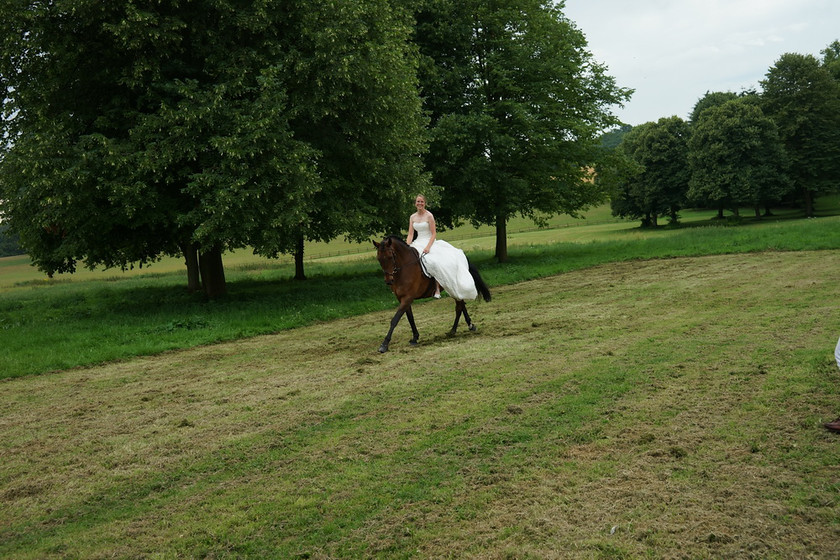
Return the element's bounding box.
[462,305,477,332]
[449,300,475,336]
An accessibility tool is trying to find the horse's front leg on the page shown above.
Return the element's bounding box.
[379,299,412,353]
[406,306,420,346]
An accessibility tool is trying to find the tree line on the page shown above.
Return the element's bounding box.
[0,0,629,296]
[0,223,22,257]
[601,41,840,227]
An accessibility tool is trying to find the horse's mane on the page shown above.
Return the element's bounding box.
[380,236,420,259]
[383,235,410,247]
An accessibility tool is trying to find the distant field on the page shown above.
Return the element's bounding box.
[2,200,834,290]
[0,206,625,289]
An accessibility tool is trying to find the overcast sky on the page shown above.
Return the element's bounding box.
[562,0,840,126]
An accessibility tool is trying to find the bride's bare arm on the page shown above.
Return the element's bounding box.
[424,213,437,253]
[406,214,416,244]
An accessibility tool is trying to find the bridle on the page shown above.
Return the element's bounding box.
[379,241,424,285]
[385,246,401,279]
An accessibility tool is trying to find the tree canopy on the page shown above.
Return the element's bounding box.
[689,91,738,124]
[414,0,631,261]
[760,52,840,217]
[0,0,427,296]
[822,40,840,80]
[607,116,690,227]
[688,99,791,217]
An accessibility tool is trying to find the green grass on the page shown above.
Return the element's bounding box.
[2,198,840,557]
[2,249,839,558]
[2,200,840,379]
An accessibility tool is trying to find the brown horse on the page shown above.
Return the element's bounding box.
[373,236,491,353]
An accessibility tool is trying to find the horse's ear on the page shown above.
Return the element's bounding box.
[373,240,380,249]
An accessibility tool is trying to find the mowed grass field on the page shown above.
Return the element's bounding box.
[2,250,840,558]
[2,203,840,558]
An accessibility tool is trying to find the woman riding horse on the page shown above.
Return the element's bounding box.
[373,195,490,353]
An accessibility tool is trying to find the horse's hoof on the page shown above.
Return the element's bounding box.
[409,339,418,346]
[469,324,477,332]
[446,329,456,338]
[378,345,388,353]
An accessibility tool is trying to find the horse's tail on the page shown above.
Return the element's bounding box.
[468,261,492,302]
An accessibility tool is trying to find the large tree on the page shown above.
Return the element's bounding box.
[760,51,840,217]
[688,98,791,217]
[0,0,427,296]
[607,116,690,227]
[414,0,630,262]
[253,2,429,281]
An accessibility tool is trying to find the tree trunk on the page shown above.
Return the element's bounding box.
[199,245,227,299]
[716,207,724,219]
[495,214,508,263]
[182,243,201,292]
[754,206,762,218]
[294,233,306,281]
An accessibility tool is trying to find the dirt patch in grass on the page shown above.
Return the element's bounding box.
[2,251,840,558]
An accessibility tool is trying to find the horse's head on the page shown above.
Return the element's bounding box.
[373,236,404,286]
[373,237,395,285]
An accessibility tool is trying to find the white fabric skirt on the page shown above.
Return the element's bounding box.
[410,221,478,301]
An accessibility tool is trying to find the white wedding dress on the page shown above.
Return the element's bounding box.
[410,221,478,301]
